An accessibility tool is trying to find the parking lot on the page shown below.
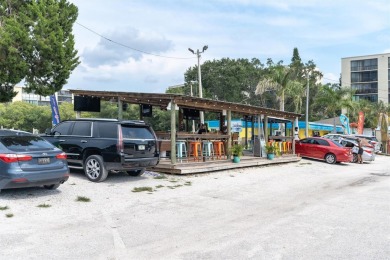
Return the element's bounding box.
[1,156,390,259]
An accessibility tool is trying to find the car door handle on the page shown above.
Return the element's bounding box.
[81,140,88,143]
[59,139,66,142]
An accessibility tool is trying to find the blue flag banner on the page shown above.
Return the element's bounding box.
[50,95,61,125]
[339,114,350,134]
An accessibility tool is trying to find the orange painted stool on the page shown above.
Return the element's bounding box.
[213,141,226,160]
[188,141,202,161]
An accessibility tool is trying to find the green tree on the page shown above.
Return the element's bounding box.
[0,0,30,102]
[0,101,51,131]
[184,58,265,105]
[255,64,298,111]
[350,100,389,129]
[285,81,305,113]
[0,0,79,101]
[313,84,354,129]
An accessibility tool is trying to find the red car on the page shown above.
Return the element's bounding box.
[295,137,353,164]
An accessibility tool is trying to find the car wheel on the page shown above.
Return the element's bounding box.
[325,153,336,164]
[84,155,108,182]
[44,183,61,190]
[127,168,145,177]
[352,154,358,163]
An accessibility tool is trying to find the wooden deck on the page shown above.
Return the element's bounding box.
[149,154,301,175]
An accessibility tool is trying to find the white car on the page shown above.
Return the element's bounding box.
[340,137,375,163]
[353,135,381,153]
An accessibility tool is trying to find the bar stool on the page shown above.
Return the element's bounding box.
[176,141,187,162]
[202,141,214,160]
[287,142,292,153]
[282,142,287,154]
[188,140,202,161]
[274,142,281,155]
[213,141,226,160]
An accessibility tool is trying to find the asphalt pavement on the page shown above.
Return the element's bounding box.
[1,155,389,259]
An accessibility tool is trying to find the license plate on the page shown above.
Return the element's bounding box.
[138,145,145,151]
[38,157,50,164]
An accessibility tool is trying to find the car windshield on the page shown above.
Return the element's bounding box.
[0,136,55,152]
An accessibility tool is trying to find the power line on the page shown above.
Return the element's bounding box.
[75,22,196,60]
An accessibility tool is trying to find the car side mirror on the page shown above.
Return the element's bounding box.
[45,128,52,135]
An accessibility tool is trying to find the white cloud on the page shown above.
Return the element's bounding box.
[65,0,390,93]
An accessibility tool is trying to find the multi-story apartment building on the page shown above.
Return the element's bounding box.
[12,86,73,105]
[341,53,390,103]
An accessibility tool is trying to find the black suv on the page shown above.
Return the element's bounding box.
[42,119,159,182]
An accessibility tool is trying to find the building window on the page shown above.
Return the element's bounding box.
[352,94,378,102]
[351,82,378,94]
[351,58,378,71]
[351,71,378,83]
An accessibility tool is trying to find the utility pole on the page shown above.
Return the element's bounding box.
[188,45,208,124]
[305,71,310,137]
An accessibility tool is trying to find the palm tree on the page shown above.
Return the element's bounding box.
[285,81,305,113]
[255,65,292,111]
[314,84,354,132]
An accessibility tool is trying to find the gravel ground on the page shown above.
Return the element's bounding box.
[1,156,390,260]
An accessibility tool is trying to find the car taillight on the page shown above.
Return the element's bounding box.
[117,125,124,153]
[12,178,28,183]
[0,154,33,163]
[56,152,67,160]
[364,149,372,154]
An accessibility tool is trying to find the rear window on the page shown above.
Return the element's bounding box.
[330,140,344,147]
[0,136,55,152]
[121,126,154,139]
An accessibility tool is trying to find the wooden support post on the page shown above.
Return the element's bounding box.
[170,100,176,164]
[264,115,268,144]
[227,110,232,159]
[118,98,123,120]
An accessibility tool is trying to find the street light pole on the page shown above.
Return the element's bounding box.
[305,71,310,137]
[188,45,208,124]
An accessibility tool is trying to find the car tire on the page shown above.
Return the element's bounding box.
[84,155,108,182]
[44,183,61,190]
[127,168,145,177]
[352,153,358,163]
[325,153,336,164]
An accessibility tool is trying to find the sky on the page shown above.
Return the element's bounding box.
[66,0,390,93]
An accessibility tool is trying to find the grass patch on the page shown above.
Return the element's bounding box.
[37,203,51,208]
[184,181,192,186]
[132,186,153,192]
[155,185,164,188]
[168,179,178,183]
[154,175,167,179]
[76,196,91,202]
[0,206,9,211]
[5,213,13,218]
